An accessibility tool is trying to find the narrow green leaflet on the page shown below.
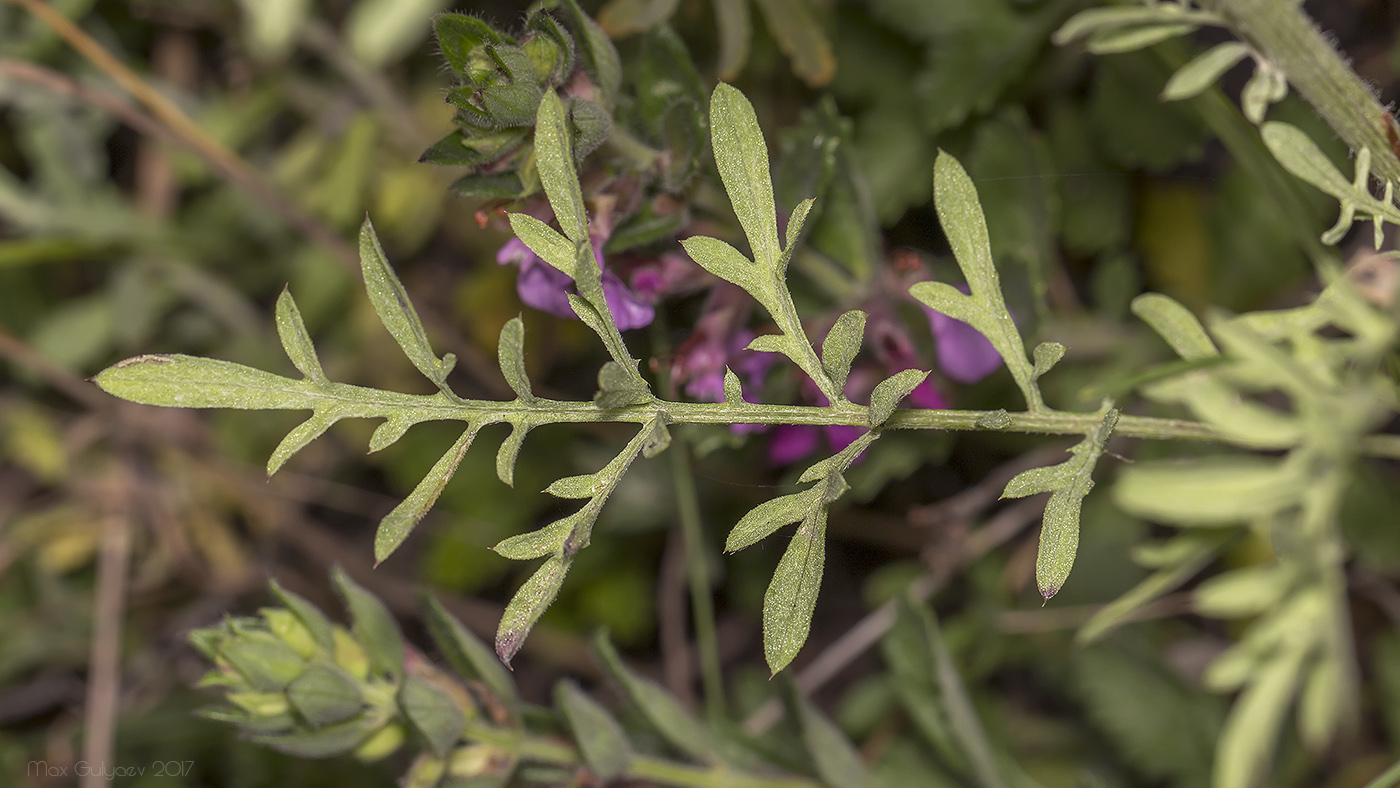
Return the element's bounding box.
[764,508,827,673]
[496,555,571,666]
[725,488,821,552]
[556,680,631,779]
[1031,342,1065,380]
[497,317,535,403]
[507,213,575,276]
[492,420,657,662]
[711,83,781,270]
[593,632,720,763]
[400,676,466,757]
[910,152,1040,411]
[1215,649,1307,788]
[496,424,530,487]
[679,235,772,307]
[419,594,520,713]
[820,310,865,392]
[1002,408,1118,599]
[534,90,589,244]
[359,220,457,393]
[1076,531,1230,644]
[1113,455,1307,525]
[1162,42,1251,101]
[1085,24,1198,55]
[268,412,338,477]
[1053,5,1222,48]
[375,428,477,565]
[1131,293,1219,360]
[331,567,405,680]
[868,369,929,428]
[94,355,319,410]
[276,289,325,382]
[1261,122,1400,246]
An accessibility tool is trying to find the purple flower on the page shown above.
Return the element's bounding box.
[496,235,654,330]
[920,285,1003,383]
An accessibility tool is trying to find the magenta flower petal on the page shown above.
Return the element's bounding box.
[926,310,1003,383]
[906,374,949,410]
[497,237,533,267]
[516,263,577,318]
[769,425,820,465]
[602,271,655,330]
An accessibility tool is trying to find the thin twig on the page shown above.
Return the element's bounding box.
[657,527,696,707]
[80,469,132,788]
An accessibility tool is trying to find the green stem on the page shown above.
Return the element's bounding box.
[1205,0,1400,184]
[670,440,727,720]
[129,375,1400,458]
[463,721,818,788]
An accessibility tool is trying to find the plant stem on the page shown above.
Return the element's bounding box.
[1206,0,1400,184]
[669,440,727,720]
[464,721,818,788]
[118,373,1400,458]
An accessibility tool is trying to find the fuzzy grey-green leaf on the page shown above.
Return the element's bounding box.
[276,288,325,382]
[680,235,763,296]
[556,680,631,779]
[359,219,454,389]
[1113,456,1306,525]
[1032,342,1066,380]
[400,675,466,757]
[869,369,928,427]
[534,90,588,243]
[1131,293,1219,360]
[726,489,817,552]
[508,213,576,277]
[821,310,865,393]
[763,509,827,673]
[497,317,534,402]
[375,428,475,564]
[268,412,338,477]
[494,515,574,561]
[496,555,572,666]
[723,367,743,404]
[711,83,781,269]
[496,424,530,487]
[95,355,319,410]
[1162,41,1251,101]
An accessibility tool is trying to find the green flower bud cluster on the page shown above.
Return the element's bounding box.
[188,572,505,785]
